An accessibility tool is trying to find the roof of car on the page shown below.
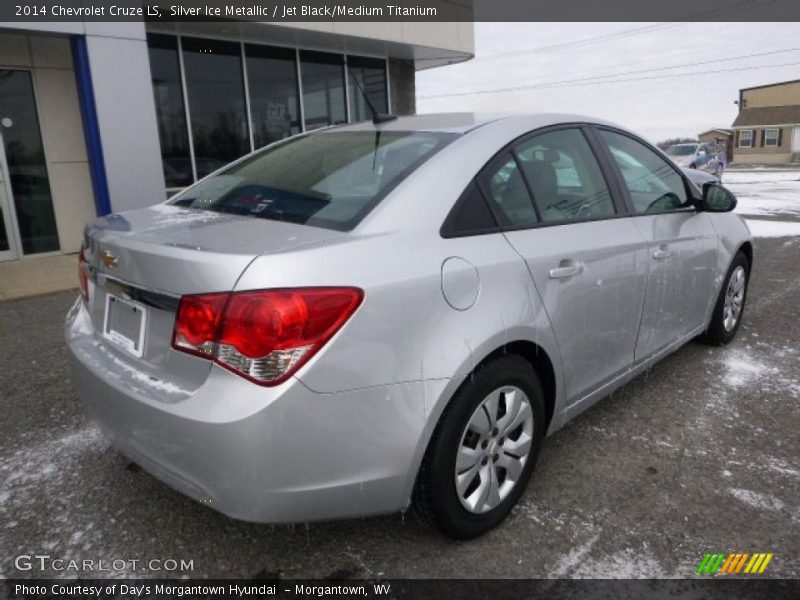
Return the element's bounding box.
[332,112,615,134]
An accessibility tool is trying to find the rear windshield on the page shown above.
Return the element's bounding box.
[170,130,457,230]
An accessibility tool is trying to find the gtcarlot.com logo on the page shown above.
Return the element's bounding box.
[696,552,774,575]
[14,554,194,573]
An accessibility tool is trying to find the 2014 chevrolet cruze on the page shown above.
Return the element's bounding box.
[66,113,751,538]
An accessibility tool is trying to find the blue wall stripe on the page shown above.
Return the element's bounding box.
[71,36,112,216]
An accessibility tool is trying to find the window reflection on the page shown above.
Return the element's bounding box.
[246,44,301,149]
[0,69,59,254]
[300,51,346,130]
[182,37,250,179]
[145,36,389,187]
[347,55,388,122]
[147,34,193,187]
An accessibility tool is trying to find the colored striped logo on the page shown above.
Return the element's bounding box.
[696,552,773,574]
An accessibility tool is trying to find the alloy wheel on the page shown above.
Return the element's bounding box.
[723,265,746,332]
[454,385,534,514]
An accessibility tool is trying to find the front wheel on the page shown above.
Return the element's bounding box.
[701,251,749,345]
[413,356,546,539]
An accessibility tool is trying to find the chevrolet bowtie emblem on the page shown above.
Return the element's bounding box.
[101,249,118,268]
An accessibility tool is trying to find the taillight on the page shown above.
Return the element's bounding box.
[78,246,89,301]
[171,288,363,386]
[172,292,228,359]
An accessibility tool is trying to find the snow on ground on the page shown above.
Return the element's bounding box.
[725,169,800,218]
[743,219,800,238]
[728,488,786,512]
[721,168,800,238]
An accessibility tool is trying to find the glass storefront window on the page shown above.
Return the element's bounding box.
[347,55,388,122]
[300,51,347,131]
[145,36,390,187]
[0,69,59,255]
[147,34,193,188]
[182,37,251,179]
[245,44,301,149]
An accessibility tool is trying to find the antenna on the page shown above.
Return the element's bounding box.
[346,62,397,125]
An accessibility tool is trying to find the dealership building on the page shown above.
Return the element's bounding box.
[0,20,473,264]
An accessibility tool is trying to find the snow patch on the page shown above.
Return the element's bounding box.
[745,219,800,238]
[763,457,800,479]
[717,347,799,398]
[568,549,667,579]
[549,535,600,577]
[725,169,800,219]
[728,488,785,512]
[2,427,107,487]
[721,351,772,388]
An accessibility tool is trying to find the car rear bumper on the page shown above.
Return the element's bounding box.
[66,298,440,523]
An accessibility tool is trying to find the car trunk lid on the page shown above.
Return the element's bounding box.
[81,204,343,395]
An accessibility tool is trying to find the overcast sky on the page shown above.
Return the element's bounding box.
[416,22,800,143]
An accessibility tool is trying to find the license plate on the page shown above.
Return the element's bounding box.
[102,294,147,357]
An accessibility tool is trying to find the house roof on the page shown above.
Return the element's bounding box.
[740,78,800,93]
[732,105,800,127]
[697,128,732,137]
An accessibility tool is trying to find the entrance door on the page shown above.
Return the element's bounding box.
[0,141,19,261]
[793,126,800,153]
[0,69,60,260]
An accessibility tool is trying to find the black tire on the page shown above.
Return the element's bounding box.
[690,163,697,169]
[413,355,546,539]
[700,251,749,345]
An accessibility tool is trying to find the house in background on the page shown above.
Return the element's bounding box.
[697,128,733,161]
[698,128,732,144]
[731,79,800,165]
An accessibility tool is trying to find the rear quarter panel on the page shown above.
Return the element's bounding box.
[234,230,564,417]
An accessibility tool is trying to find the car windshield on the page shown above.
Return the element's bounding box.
[170,130,456,230]
[666,144,698,156]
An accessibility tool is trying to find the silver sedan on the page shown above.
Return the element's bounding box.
[66,113,752,539]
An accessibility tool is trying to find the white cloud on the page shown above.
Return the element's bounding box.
[417,22,800,143]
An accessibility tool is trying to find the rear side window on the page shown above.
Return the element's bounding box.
[170,131,456,230]
[514,128,616,223]
[599,130,690,214]
[441,182,498,237]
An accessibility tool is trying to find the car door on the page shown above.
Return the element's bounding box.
[481,126,648,404]
[595,128,718,362]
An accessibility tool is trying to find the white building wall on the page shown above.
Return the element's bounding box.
[84,31,167,211]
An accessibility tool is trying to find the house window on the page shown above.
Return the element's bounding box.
[764,128,780,147]
[739,130,753,148]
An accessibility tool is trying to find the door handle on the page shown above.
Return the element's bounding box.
[653,246,673,260]
[549,262,583,279]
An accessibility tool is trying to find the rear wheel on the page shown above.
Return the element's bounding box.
[413,356,545,539]
[701,251,749,345]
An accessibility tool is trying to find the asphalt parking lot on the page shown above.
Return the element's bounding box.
[1,196,799,580]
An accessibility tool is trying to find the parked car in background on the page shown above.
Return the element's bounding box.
[67,113,752,539]
[666,142,725,179]
[665,142,717,169]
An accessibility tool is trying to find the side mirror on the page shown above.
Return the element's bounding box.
[701,181,737,212]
